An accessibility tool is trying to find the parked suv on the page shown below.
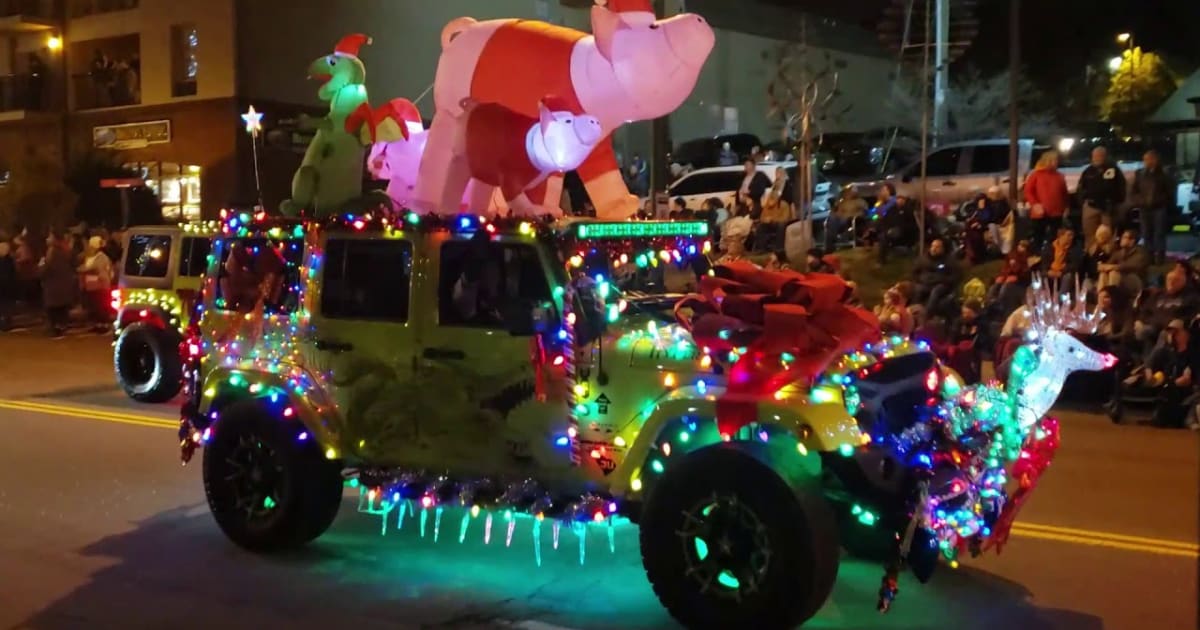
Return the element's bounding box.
[113,221,217,402]
[665,162,833,218]
[872,139,1141,214]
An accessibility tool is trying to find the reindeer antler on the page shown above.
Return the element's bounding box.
[1026,274,1103,339]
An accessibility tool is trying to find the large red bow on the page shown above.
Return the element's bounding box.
[675,262,880,437]
[347,98,419,144]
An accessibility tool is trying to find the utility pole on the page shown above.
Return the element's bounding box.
[1007,0,1020,203]
[648,0,671,212]
[918,0,932,254]
[933,0,949,145]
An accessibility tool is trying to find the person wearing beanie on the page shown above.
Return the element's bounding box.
[78,235,114,333]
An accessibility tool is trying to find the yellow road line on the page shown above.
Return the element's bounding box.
[1010,526,1199,559]
[1,399,1196,558]
[1012,522,1199,552]
[0,398,176,424]
[0,399,177,430]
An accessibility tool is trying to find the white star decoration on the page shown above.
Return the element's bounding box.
[241,106,264,135]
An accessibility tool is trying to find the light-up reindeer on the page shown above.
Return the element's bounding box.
[1007,275,1118,430]
[893,275,1117,604]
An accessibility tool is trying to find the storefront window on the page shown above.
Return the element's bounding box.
[123,161,201,221]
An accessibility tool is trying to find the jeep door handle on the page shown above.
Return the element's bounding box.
[314,339,354,353]
[942,181,957,186]
[423,347,466,360]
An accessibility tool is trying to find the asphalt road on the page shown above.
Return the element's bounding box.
[0,332,1196,630]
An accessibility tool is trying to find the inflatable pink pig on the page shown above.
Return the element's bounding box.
[415,0,714,218]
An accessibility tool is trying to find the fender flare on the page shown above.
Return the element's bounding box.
[198,366,343,458]
[611,385,861,499]
[116,304,176,333]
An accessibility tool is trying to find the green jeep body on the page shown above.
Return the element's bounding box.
[113,222,218,402]
[180,213,932,629]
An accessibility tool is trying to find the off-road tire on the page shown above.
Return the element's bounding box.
[203,401,344,552]
[114,322,182,403]
[639,445,839,629]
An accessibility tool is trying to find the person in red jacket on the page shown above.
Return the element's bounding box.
[1024,149,1070,250]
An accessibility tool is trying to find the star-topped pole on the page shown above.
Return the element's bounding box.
[242,105,265,211]
[242,105,264,136]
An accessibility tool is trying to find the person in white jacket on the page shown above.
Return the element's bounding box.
[78,236,113,333]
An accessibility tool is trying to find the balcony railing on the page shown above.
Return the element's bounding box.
[69,0,135,18]
[0,73,53,112]
[1,0,58,19]
[73,69,139,109]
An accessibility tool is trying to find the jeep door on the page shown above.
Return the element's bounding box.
[418,233,565,474]
[306,233,420,462]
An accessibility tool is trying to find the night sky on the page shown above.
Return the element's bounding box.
[961,0,1200,88]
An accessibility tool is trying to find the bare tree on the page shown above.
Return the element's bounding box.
[888,67,1058,142]
[765,15,844,263]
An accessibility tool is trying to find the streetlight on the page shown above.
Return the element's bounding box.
[1108,56,1123,72]
[46,35,62,51]
[1116,32,1132,46]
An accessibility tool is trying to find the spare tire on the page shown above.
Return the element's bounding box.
[114,321,182,403]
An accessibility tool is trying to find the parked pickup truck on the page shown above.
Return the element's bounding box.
[846,139,1142,214]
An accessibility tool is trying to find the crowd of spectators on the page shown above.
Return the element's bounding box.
[0,224,123,337]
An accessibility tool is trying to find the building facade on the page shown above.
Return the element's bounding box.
[1,0,893,224]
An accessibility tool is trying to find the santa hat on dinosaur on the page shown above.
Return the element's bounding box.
[595,0,656,25]
[333,33,372,58]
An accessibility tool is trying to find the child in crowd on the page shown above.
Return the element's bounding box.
[946,299,983,384]
[1084,224,1115,289]
[806,248,836,274]
[764,249,791,272]
[987,239,1032,313]
[876,281,915,336]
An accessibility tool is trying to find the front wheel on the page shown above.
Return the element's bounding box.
[114,322,182,403]
[202,401,344,552]
[639,445,840,629]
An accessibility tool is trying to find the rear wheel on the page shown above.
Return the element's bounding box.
[203,401,343,552]
[114,322,182,403]
[640,446,839,629]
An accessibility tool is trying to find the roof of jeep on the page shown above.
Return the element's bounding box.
[126,221,222,237]
[211,212,710,253]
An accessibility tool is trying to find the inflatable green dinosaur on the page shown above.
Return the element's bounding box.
[279,34,376,218]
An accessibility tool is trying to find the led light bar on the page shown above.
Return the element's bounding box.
[573,221,709,240]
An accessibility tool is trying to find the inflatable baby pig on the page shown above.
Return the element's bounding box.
[416,0,714,218]
[455,98,603,216]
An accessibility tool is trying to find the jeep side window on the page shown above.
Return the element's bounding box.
[178,237,212,277]
[438,240,551,328]
[124,234,172,278]
[213,238,303,314]
[321,239,412,322]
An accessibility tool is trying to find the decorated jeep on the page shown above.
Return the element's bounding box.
[177,208,1113,629]
[113,221,219,402]
[176,8,1113,628]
